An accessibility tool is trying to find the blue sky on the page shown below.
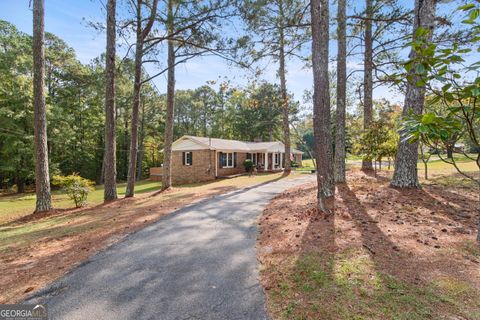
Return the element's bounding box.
[0,0,420,109]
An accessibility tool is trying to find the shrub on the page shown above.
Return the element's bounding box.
[243,159,255,173]
[291,161,299,168]
[52,173,95,208]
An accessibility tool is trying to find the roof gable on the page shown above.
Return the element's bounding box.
[172,136,303,154]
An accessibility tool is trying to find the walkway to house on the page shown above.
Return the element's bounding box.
[26,174,315,320]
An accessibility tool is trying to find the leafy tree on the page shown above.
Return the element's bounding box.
[356,120,388,173]
[52,174,94,208]
[400,2,480,242]
[0,21,34,193]
[419,142,432,180]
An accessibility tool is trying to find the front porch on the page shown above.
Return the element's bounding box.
[247,152,298,172]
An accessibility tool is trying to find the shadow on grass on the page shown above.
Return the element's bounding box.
[264,174,480,319]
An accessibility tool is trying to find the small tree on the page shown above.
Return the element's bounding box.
[419,142,432,180]
[355,120,389,175]
[243,159,255,176]
[53,174,94,208]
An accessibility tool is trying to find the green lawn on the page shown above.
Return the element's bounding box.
[301,154,478,171]
[268,251,480,320]
[0,180,162,225]
[297,158,315,171]
[0,172,302,225]
[343,154,479,173]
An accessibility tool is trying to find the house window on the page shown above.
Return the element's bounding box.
[184,152,192,166]
[222,152,234,168]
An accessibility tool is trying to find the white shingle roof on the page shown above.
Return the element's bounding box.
[175,135,303,154]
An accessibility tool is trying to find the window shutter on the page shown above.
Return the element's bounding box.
[234,152,237,168]
[219,152,223,168]
[182,152,185,165]
[190,152,193,165]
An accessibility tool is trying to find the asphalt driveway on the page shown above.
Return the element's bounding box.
[26,174,315,320]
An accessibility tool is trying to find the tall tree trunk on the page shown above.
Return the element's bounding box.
[362,0,373,171]
[334,0,347,183]
[311,0,334,213]
[391,0,436,188]
[123,110,129,180]
[446,146,453,159]
[162,0,175,190]
[17,176,25,194]
[103,0,118,201]
[125,3,144,197]
[33,0,52,212]
[278,0,291,173]
[137,99,145,180]
[477,218,480,243]
[126,0,157,197]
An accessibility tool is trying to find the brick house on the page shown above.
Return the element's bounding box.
[150,135,303,185]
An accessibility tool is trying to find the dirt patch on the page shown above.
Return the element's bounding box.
[258,169,480,319]
[0,184,236,303]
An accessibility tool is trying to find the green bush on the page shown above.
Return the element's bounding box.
[243,159,255,172]
[52,173,94,208]
[291,161,299,168]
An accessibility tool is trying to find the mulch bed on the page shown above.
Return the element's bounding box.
[257,169,480,319]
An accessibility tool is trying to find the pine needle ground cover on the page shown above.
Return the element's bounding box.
[258,169,480,320]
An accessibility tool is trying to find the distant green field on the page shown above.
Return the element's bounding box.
[299,154,478,177]
[298,158,315,170]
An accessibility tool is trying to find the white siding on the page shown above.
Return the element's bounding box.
[172,138,208,151]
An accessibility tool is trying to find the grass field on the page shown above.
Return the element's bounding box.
[0,172,299,226]
[299,154,479,175]
[0,180,162,225]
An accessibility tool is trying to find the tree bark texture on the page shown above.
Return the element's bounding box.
[125,2,144,197]
[33,0,52,212]
[162,0,175,190]
[311,0,334,213]
[391,0,436,188]
[362,0,373,171]
[278,0,291,173]
[137,99,146,180]
[104,0,118,201]
[334,0,347,183]
[126,0,158,197]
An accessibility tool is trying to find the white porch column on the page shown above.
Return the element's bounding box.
[280,152,283,169]
[264,152,268,171]
[215,150,218,177]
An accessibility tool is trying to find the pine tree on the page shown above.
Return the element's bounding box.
[391,0,436,188]
[334,0,347,183]
[311,0,334,212]
[125,0,158,197]
[103,0,118,201]
[32,0,52,212]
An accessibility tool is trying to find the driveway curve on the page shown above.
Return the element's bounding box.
[26,174,315,320]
